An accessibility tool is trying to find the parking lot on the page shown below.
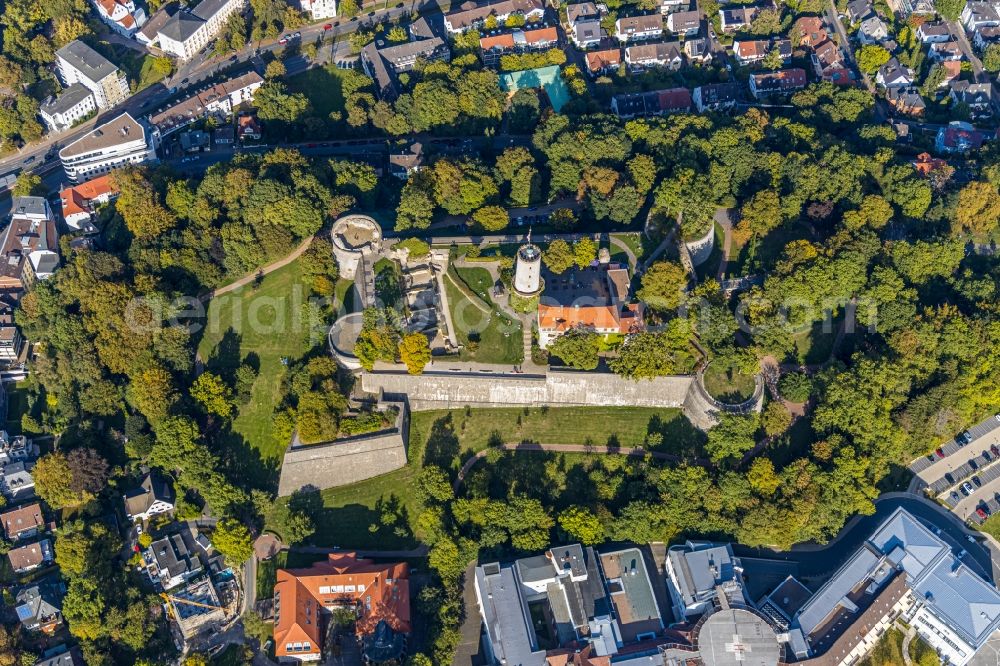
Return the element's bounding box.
[911,415,1000,489]
[908,414,1000,525]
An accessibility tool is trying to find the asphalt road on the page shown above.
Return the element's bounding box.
[731,495,996,583]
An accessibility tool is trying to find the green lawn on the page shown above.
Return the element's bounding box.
[791,316,840,366]
[444,268,523,365]
[197,260,324,480]
[270,406,701,548]
[860,627,939,666]
[4,382,30,434]
[703,361,757,403]
[286,64,348,121]
[455,266,495,299]
[609,232,644,269]
[89,40,171,92]
[979,513,1000,542]
[333,279,356,316]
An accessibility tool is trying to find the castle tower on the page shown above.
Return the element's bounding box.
[513,234,542,297]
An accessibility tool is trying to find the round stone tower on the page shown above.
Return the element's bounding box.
[514,242,542,296]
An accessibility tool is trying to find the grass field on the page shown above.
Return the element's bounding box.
[703,361,757,403]
[287,64,348,121]
[609,232,644,268]
[4,382,30,435]
[197,260,324,481]
[444,268,522,365]
[269,406,702,548]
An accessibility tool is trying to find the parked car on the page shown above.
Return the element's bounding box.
[293,31,301,38]
[991,444,999,457]
[279,36,289,44]
[952,491,961,501]
[977,507,989,519]
[985,450,993,463]
[945,472,955,484]
[936,447,945,458]
[962,481,974,496]
[958,431,973,445]
[973,476,983,488]
[323,23,333,30]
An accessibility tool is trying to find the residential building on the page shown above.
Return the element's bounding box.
[1,503,44,541]
[570,19,605,47]
[0,198,59,295]
[811,39,845,78]
[624,41,683,69]
[123,473,176,522]
[876,57,913,87]
[565,1,602,27]
[887,86,926,116]
[941,59,963,86]
[58,112,157,183]
[34,646,84,666]
[299,0,337,19]
[950,80,994,115]
[92,0,146,36]
[443,0,545,33]
[720,5,758,31]
[149,71,264,135]
[614,14,663,41]
[794,16,827,47]
[598,548,664,642]
[684,37,712,62]
[0,433,38,467]
[361,37,451,99]
[846,0,873,21]
[584,48,623,75]
[157,0,248,60]
[238,114,262,141]
[733,38,790,66]
[537,263,641,348]
[786,508,1000,666]
[479,26,558,67]
[179,130,210,152]
[9,539,53,574]
[916,21,950,42]
[0,303,23,366]
[38,85,96,134]
[962,2,1000,31]
[55,41,129,109]
[693,81,743,111]
[666,9,699,34]
[16,582,64,634]
[858,15,889,43]
[611,87,692,117]
[936,121,988,153]
[146,533,203,589]
[913,151,949,175]
[213,126,235,146]
[666,541,746,619]
[273,553,410,663]
[59,174,119,230]
[974,25,1000,49]
[388,142,424,179]
[475,544,612,664]
[660,0,687,12]
[930,40,963,61]
[2,461,35,501]
[137,4,178,45]
[748,67,807,98]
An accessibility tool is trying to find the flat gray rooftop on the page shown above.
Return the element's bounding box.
[697,608,782,666]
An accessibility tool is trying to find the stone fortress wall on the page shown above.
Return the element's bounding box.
[276,396,409,496]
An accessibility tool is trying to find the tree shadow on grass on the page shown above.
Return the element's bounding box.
[206,327,243,381]
[424,413,461,471]
[309,500,418,550]
[212,423,278,492]
[646,412,706,458]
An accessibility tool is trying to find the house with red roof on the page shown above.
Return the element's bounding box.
[59,175,118,230]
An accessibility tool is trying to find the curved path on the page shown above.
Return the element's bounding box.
[199,234,315,302]
[453,442,712,491]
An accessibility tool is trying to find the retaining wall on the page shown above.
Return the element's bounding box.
[684,224,716,268]
[276,399,409,496]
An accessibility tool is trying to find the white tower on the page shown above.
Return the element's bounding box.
[514,232,542,296]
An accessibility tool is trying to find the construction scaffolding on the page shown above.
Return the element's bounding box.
[164,577,230,639]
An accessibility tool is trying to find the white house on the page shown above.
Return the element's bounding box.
[0,433,37,467]
[55,41,129,109]
[38,84,96,134]
[916,21,950,43]
[876,57,914,88]
[857,15,889,44]
[666,10,700,35]
[2,461,34,501]
[92,0,146,36]
[961,2,1000,32]
[299,0,337,19]
[614,14,663,41]
[157,0,248,61]
[58,113,158,183]
[123,473,175,522]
